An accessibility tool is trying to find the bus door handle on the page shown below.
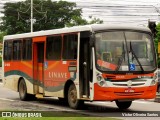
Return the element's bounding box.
[83,62,87,67]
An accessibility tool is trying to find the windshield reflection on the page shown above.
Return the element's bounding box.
[95,31,156,72]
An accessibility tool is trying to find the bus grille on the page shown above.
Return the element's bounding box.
[111,80,146,87]
[114,92,144,96]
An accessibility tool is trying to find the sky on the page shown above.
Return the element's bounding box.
[0,0,160,26]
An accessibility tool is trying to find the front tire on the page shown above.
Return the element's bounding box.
[67,84,84,109]
[115,100,132,109]
[158,86,160,93]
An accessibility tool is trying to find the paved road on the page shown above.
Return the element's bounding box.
[0,82,160,119]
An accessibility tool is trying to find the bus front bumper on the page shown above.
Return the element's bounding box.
[93,83,157,101]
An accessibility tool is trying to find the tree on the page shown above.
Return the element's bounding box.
[66,16,103,27]
[154,23,160,67]
[0,0,103,35]
[0,31,7,43]
[155,23,160,67]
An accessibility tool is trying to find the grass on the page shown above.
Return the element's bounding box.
[0,117,119,120]
[0,111,120,120]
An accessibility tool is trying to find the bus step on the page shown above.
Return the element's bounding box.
[81,95,90,100]
[82,95,87,98]
[80,97,90,100]
[35,94,43,98]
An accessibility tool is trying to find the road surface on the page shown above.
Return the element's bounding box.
[0,82,160,119]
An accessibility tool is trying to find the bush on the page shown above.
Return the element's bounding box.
[0,57,2,67]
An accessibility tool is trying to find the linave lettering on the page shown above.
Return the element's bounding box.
[49,72,67,79]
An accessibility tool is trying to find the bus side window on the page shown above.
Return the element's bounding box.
[46,35,62,60]
[23,38,32,60]
[62,34,78,60]
[4,41,8,60]
[4,41,12,61]
[13,40,22,60]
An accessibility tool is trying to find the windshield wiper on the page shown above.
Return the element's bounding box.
[116,51,125,71]
[116,41,126,71]
[130,41,144,72]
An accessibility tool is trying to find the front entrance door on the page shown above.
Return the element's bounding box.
[79,36,91,98]
[33,37,45,94]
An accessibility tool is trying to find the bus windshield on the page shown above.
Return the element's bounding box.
[95,31,156,72]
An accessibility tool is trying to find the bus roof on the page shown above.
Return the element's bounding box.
[3,24,151,40]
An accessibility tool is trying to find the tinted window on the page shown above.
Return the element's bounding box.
[13,40,22,60]
[4,41,12,61]
[63,34,78,60]
[23,39,32,60]
[46,36,62,60]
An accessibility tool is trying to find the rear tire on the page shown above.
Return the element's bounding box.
[19,79,29,101]
[19,79,36,101]
[67,84,84,109]
[115,100,132,109]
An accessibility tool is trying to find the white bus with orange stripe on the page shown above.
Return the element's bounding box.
[2,24,157,109]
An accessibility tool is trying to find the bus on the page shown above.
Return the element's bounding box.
[2,24,158,109]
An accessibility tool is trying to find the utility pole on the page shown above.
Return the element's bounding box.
[31,0,33,32]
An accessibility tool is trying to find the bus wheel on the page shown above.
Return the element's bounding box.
[115,100,132,109]
[19,79,29,101]
[158,86,160,93]
[68,84,84,109]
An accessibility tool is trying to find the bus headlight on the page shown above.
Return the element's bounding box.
[153,73,157,80]
[150,80,156,86]
[97,73,107,87]
[97,76,102,81]
[150,73,158,86]
[98,80,106,87]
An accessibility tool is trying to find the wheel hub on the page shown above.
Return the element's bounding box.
[70,89,77,103]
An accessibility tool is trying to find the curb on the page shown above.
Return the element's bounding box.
[154,98,160,103]
[155,93,160,103]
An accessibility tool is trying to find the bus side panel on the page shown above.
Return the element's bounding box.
[44,60,77,97]
[3,61,34,94]
[3,61,16,91]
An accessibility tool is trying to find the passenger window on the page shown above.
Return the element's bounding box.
[63,34,78,60]
[13,40,22,60]
[46,36,62,60]
[4,41,12,61]
[23,39,32,60]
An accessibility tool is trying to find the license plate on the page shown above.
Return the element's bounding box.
[125,88,135,93]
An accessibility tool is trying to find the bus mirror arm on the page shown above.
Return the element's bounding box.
[89,34,95,47]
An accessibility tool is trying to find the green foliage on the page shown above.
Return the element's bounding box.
[0,0,103,35]
[0,57,2,67]
[154,23,160,67]
[0,31,7,43]
[66,16,103,27]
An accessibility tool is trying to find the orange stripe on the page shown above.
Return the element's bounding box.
[48,61,60,70]
[21,61,32,68]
